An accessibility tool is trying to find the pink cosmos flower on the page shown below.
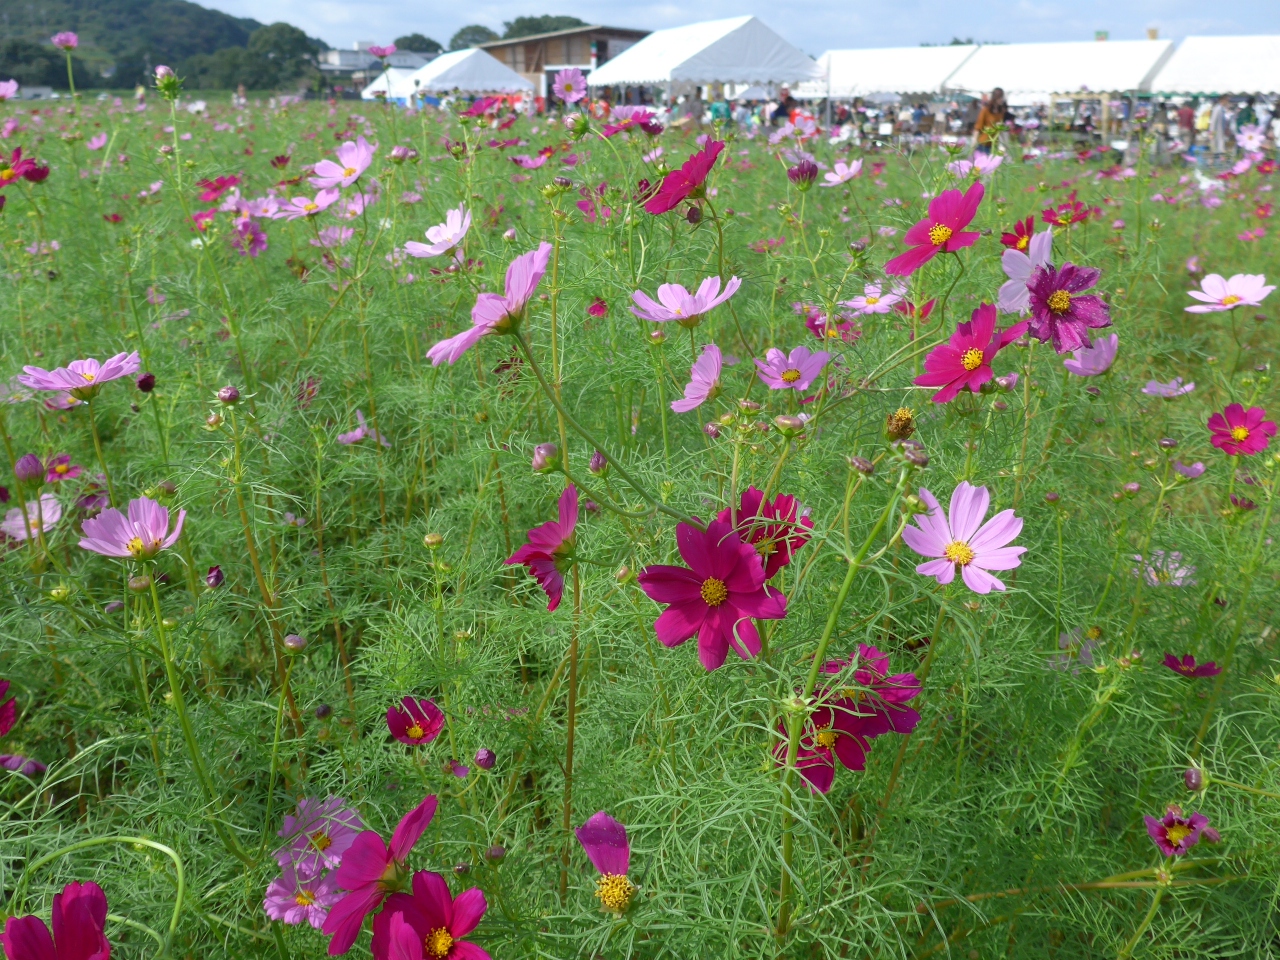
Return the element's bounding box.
[997,228,1053,314]
[231,219,268,257]
[631,276,741,327]
[902,482,1025,594]
[671,344,722,413]
[644,140,724,215]
[370,871,490,960]
[1134,550,1196,587]
[2,494,61,542]
[841,282,901,316]
[1063,332,1118,376]
[576,812,636,914]
[636,519,787,671]
[0,754,45,776]
[311,226,354,249]
[587,297,607,318]
[405,206,470,261]
[43,455,81,483]
[265,861,342,929]
[0,680,12,738]
[1143,378,1194,397]
[277,796,365,875]
[754,346,831,392]
[86,133,107,151]
[1025,263,1112,354]
[884,181,984,276]
[78,496,185,560]
[819,160,861,186]
[367,44,396,58]
[948,153,1003,178]
[51,32,78,50]
[0,881,108,960]
[337,410,391,447]
[1163,654,1221,678]
[311,136,376,189]
[387,697,445,746]
[914,304,1026,403]
[505,485,578,611]
[427,243,551,366]
[275,189,340,220]
[716,487,813,579]
[322,795,439,955]
[510,154,548,169]
[19,351,140,401]
[1144,805,1218,857]
[1173,460,1205,479]
[553,67,587,104]
[0,81,18,102]
[1185,273,1274,312]
[1208,403,1276,456]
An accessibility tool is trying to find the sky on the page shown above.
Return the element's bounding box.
[200,0,1280,54]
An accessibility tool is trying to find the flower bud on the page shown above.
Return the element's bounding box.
[485,845,506,862]
[589,450,608,476]
[1123,482,1140,496]
[283,633,308,654]
[155,65,174,80]
[995,373,1019,392]
[738,399,761,413]
[104,600,125,614]
[847,455,874,475]
[13,454,42,484]
[128,575,152,593]
[552,176,572,189]
[217,385,240,405]
[703,422,721,439]
[423,532,443,548]
[49,584,70,602]
[531,442,559,473]
[615,564,632,583]
[1044,491,1060,503]
[453,862,471,875]
[502,228,516,241]
[389,145,410,163]
[648,329,666,345]
[1158,437,1178,449]
[136,372,156,392]
[314,703,333,719]
[1184,767,1204,791]
[896,439,929,468]
[685,205,702,225]
[205,565,224,588]
[205,412,224,429]
[787,159,819,190]
[774,414,805,437]
[474,748,496,769]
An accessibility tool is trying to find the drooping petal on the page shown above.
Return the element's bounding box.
[389,795,438,862]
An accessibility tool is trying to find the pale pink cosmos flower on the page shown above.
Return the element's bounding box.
[310,226,354,249]
[1185,273,1274,313]
[427,243,552,366]
[1,494,61,541]
[1237,125,1266,152]
[754,346,831,391]
[19,351,140,401]
[819,160,862,186]
[79,496,186,559]
[1063,332,1118,376]
[264,862,341,929]
[274,189,340,220]
[948,153,1002,178]
[631,276,742,327]
[51,32,78,50]
[310,136,375,189]
[902,481,1026,594]
[87,133,108,151]
[337,410,390,447]
[0,80,18,102]
[1142,378,1194,397]
[997,229,1053,314]
[841,282,901,316]
[553,67,587,104]
[1135,550,1196,587]
[672,344,722,413]
[405,205,470,261]
[511,153,548,169]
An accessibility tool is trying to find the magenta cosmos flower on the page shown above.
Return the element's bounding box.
[576,811,636,914]
[277,796,365,875]
[644,140,724,215]
[311,136,376,189]
[553,67,587,104]
[1144,805,1218,857]
[405,206,470,261]
[1208,403,1276,456]
[505,485,577,611]
[275,189,340,220]
[78,496,185,560]
[997,228,1053,314]
[338,410,391,447]
[0,881,108,960]
[50,32,79,50]
[0,679,14,738]
[19,351,140,401]
[637,519,787,671]
[1163,654,1221,678]
[716,486,813,579]
[903,482,1025,594]
[427,243,551,366]
[387,697,445,746]
[841,282,902,316]
[322,794,438,955]
[265,860,342,929]
[631,276,741,327]
[1025,263,1112,354]
[1063,332,1118,377]
[1185,273,1274,312]
[671,344,722,413]
[914,304,1026,403]
[371,871,490,960]
[754,345,831,392]
[884,181,984,277]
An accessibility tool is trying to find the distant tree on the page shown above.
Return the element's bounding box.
[449,25,499,50]
[394,33,442,54]
[501,15,588,39]
[0,39,97,89]
[247,22,317,79]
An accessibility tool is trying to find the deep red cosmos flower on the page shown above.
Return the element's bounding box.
[505,485,578,611]
[1144,804,1218,857]
[894,297,936,321]
[271,154,292,169]
[1025,263,1112,354]
[387,697,445,745]
[715,487,813,579]
[644,140,724,215]
[1162,654,1221,678]
[197,175,241,203]
[1000,215,1035,251]
[637,519,787,671]
[884,182,984,276]
[1208,403,1276,456]
[0,881,110,960]
[914,304,1027,403]
[1041,190,1097,228]
[0,147,39,188]
[371,871,490,960]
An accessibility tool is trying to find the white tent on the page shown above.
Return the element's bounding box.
[795,45,978,100]
[360,68,419,102]
[1151,35,1280,94]
[945,40,1174,95]
[404,48,533,95]
[586,16,822,87]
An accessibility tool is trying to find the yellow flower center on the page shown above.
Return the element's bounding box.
[55,463,69,474]
[342,166,357,178]
[814,725,837,749]
[127,537,147,558]
[295,890,316,906]
[865,296,880,305]
[944,540,975,566]
[310,830,332,851]
[0,169,15,181]
[928,224,953,246]
[961,348,984,371]
[1016,235,1029,251]
[425,927,454,958]
[1046,290,1072,314]
[700,577,728,607]
[595,873,636,912]
[1085,626,1102,641]
[1155,569,1171,583]
[81,372,97,382]
[406,723,425,739]
[1230,426,1250,442]
[304,203,318,212]
[1165,823,1193,848]
[781,369,801,383]
[1221,294,1241,306]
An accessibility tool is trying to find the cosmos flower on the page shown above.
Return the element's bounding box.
[0,679,14,737]
[884,181,984,276]
[2,494,62,541]
[19,351,140,401]
[1172,460,1205,478]
[1134,550,1196,587]
[819,160,861,186]
[754,346,831,392]
[716,487,813,579]
[575,812,636,914]
[0,882,108,960]
[311,137,376,189]
[0,754,45,776]
[553,67,587,103]
[948,153,1002,178]
[274,190,340,220]
[505,485,578,611]
[337,410,391,447]
[902,482,1025,594]
[427,243,551,366]
[1207,403,1276,456]
[311,226,354,249]
[231,219,268,257]
[914,304,1026,403]
[1144,805,1218,857]
[631,276,740,327]
[43,455,81,484]
[510,154,548,170]
[387,697,445,746]
[1143,378,1194,397]
[1000,215,1036,251]
[369,871,491,960]
[1041,190,1096,228]
[1062,332,1118,377]
[78,496,185,559]
[264,861,342,929]
[1185,273,1274,313]
[841,282,901,315]
[637,519,787,671]
[1163,654,1221,679]
[997,228,1053,314]
[1049,626,1101,674]
[197,175,241,202]
[50,32,79,50]
[276,796,365,876]
[405,206,470,261]
[367,44,396,58]
[1025,263,1112,353]
[644,140,724,215]
[671,344,722,413]
[0,81,18,102]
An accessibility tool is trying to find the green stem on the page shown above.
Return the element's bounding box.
[1117,883,1166,960]
[86,398,117,506]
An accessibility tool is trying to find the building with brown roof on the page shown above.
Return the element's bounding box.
[481,25,649,100]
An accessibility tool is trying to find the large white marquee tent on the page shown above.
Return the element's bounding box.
[1152,35,1280,94]
[363,48,534,102]
[944,40,1174,98]
[359,68,418,102]
[796,45,978,99]
[586,16,822,87]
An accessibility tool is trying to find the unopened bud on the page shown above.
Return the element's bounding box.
[531,442,559,473]
[13,454,42,484]
[485,845,506,862]
[474,748,496,769]
[136,372,156,392]
[703,422,721,438]
[1123,482,1140,496]
[454,862,471,875]
[205,412,224,429]
[128,575,152,593]
[589,450,608,476]
[283,633,308,654]
[774,414,805,436]
[389,145,410,163]
[1158,437,1178,449]
[1044,491,1060,503]
[314,703,333,719]
[552,176,572,189]
[847,455,874,475]
[1184,767,1204,791]
[423,532,443,548]
[205,565,224,588]
[685,205,702,225]
[217,385,240,405]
